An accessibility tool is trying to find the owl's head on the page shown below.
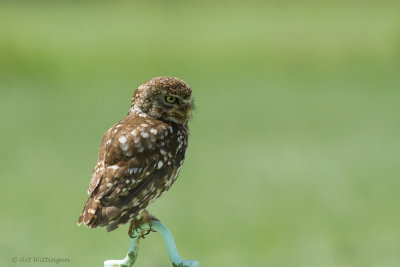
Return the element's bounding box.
[130,77,193,125]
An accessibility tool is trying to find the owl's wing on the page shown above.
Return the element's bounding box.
[92,119,175,197]
[79,116,177,227]
[87,129,110,196]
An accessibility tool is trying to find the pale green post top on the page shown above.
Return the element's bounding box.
[104,220,200,267]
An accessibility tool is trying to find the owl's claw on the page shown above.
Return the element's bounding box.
[141,225,156,238]
[128,210,157,238]
[128,219,140,238]
[129,233,137,239]
[128,224,153,239]
[128,228,138,239]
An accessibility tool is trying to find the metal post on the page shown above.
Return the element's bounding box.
[104,220,200,267]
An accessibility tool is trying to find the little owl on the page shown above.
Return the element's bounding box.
[77,77,193,235]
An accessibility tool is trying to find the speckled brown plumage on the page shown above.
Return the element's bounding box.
[77,77,193,232]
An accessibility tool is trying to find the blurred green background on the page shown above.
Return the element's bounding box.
[1,1,400,266]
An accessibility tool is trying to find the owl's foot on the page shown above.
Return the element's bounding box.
[128,210,159,238]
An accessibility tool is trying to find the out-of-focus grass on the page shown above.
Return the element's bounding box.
[0,1,399,266]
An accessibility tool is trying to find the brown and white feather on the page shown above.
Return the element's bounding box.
[78,77,192,232]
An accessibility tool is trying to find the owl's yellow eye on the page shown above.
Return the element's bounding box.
[165,96,177,104]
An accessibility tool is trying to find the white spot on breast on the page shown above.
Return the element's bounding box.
[148,142,153,149]
[157,161,163,169]
[116,124,122,128]
[131,130,137,136]
[160,149,166,155]
[133,199,140,206]
[129,168,136,175]
[137,147,144,152]
[150,184,156,192]
[141,132,149,138]
[138,113,147,118]
[141,123,148,127]
[107,183,113,188]
[121,143,129,151]
[119,136,127,143]
[88,209,96,214]
[125,151,132,157]
[106,139,111,145]
[107,165,119,170]
[150,128,158,135]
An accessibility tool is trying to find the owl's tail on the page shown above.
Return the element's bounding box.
[77,197,100,228]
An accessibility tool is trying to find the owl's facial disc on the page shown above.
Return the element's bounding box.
[158,92,193,124]
[130,77,193,125]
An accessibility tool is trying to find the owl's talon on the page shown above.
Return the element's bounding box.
[128,211,155,239]
[143,227,152,236]
[128,219,141,238]
[129,233,138,239]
